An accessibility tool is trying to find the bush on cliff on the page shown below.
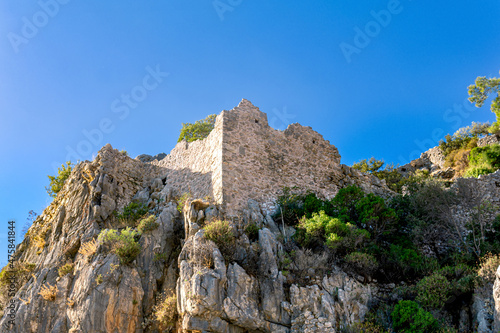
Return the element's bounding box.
[177,114,217,142]
[137,215,159,233]
[46,161,73,198]
[153,290,178,331]
[203,219,235,261]
[463,143,500,178]
[115,202,148,226]
[294,210,369,252]
[468,73,500,133]
[351,158,404,192]
[391,300,439,333]
[98,227,141,265]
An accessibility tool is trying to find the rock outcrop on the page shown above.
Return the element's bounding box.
[1,100,500,332]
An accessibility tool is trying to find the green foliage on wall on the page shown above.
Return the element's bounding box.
[46,161,73,198]
[177,114,217,142]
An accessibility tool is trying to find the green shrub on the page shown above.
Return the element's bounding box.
[355,194,397,242]
[439,122,487,157]
[387,244,423,277]
[177,192,191,213]
[463,166,495,178]
[153,253,169,262]
[137,215,159,233]
[416,273,451,309]
[326,223,370,251]
[115,202,148,226]
[300,211,332,238]
[298,211,345,248]
[98,227,142,265]
[178,114,217,142]
[204,220,234,245]
[275,186,307,226]
[391,300,439,333]
[330,185,365,222]
[297,211,370,251]
[468,73,500,132]
[352,157,385,174]
[464,144,500,177]
[344,321,389,332]
[244,222,260,242]
[478,253,500,286]
[153,291,177,331]
[203,219,236,262]
[46,161,73,198]
[303,192,326,218]
[58,263,74,277]
[351,158,404,192]
[344,252,378,277]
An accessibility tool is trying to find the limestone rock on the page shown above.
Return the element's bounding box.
[493,265,500,332]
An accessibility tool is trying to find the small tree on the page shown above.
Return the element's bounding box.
[468,72,500,133]
[46,161,73,198]
[21,210,37,237]
[352,157,385,174]
[177,114,217,142]
[98,228,141,265]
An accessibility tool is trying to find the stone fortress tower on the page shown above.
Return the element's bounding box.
[151,99,388,215]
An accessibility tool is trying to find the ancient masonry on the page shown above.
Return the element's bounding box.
[151,99,387,215]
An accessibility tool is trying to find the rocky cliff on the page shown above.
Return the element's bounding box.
[1,100,500,332]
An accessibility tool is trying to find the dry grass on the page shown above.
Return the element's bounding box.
[82,169,94,183]
[189,241,214,269]
[33,235,46,249]
[39,283,58,301]
[20,297,31,305]
[79,239,98,257]
[58,263,74,277]
[478,253,500,286]
[445,148,471,176]
[153,290,178,331]
[67,298,75,307]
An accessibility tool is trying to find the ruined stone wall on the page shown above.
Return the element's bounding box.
[152,114,224,203]
[220,99,342,215]
[148,99,390,216]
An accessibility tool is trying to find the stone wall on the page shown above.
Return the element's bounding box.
[220,99,342,215]
[152,113,224,203]
[148,99,389,216]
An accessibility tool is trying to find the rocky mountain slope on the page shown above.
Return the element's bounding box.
[1,100,500,332]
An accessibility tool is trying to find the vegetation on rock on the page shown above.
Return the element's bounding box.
[153,290,178,331]
[468,72,500,133]
[177,114,217,142]
[98,227,142,265]
[137,215,159,233]
[391,300,439,333]
[177,192,191,213]
[274,179,500,331]
[46,161,73,198]
[115,202,148,226]
[58,263,74,277]
[39,283,58,301]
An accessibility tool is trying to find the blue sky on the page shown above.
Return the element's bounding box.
[0,1,499,264]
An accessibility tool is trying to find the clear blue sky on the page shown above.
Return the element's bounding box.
[1,1,499,265]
